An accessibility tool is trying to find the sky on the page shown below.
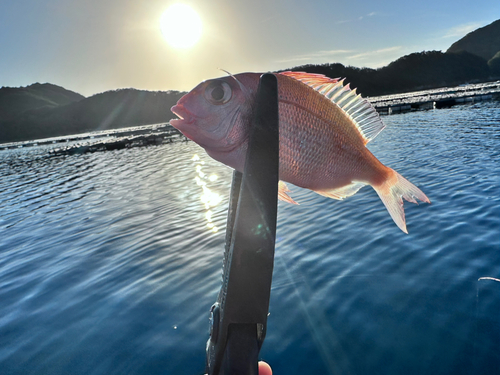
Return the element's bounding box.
[0,0,499,97]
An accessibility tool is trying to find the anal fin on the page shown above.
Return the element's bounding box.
[314,181,366,200]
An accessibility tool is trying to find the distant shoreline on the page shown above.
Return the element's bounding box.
[0,123,182,150]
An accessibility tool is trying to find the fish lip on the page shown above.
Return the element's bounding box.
[170,104,195,126]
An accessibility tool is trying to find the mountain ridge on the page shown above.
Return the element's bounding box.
[447,19,500,62]
[0,88,184,143]
[0,82,85,121]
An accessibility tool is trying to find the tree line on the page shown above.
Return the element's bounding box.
[284,50,495,97]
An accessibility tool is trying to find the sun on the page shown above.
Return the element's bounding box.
[160,4,202,49]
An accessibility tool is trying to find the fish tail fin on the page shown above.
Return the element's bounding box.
[372,169,430,233]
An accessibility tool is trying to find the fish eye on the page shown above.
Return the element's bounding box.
[204,80,232,105]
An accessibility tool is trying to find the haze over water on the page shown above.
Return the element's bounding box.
[1,100,499,374]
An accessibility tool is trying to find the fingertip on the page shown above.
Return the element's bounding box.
[258,361,273,375]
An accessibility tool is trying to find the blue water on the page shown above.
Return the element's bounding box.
[1,101,499,375]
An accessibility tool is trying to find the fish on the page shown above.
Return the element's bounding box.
[170,71,430,233]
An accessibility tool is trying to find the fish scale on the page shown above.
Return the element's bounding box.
[276,74,369,187]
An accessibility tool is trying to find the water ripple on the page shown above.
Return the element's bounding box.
[1,101,499,375]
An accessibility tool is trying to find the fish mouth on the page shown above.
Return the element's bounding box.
[170,104,195,128]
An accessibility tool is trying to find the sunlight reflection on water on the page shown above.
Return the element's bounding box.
[192,153,223,233]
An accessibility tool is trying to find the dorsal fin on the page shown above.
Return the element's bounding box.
[279,71,385,144]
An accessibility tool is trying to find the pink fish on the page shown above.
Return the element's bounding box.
[171,72,430,233]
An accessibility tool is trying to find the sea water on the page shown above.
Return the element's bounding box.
[1,100,499,375]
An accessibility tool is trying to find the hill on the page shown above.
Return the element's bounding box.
[0,88,184,143]
[286,19,500,96]
[285,50,491,96]
[0,83,84,121]
[447,19,500,62]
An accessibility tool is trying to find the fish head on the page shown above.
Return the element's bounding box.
[171,74,258,152]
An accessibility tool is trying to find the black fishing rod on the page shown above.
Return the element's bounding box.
[205,73,280,375]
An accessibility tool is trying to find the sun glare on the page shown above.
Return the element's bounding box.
[160,4,202,49]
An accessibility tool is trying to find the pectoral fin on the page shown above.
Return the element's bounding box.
[278,181,298,204]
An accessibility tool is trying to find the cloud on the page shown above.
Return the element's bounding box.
[442,22,483,39]
[275,49,354,64]
[339,11,380,23]
[347,46,403,61]
[275,46,406,69]
[358,12,378,20]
